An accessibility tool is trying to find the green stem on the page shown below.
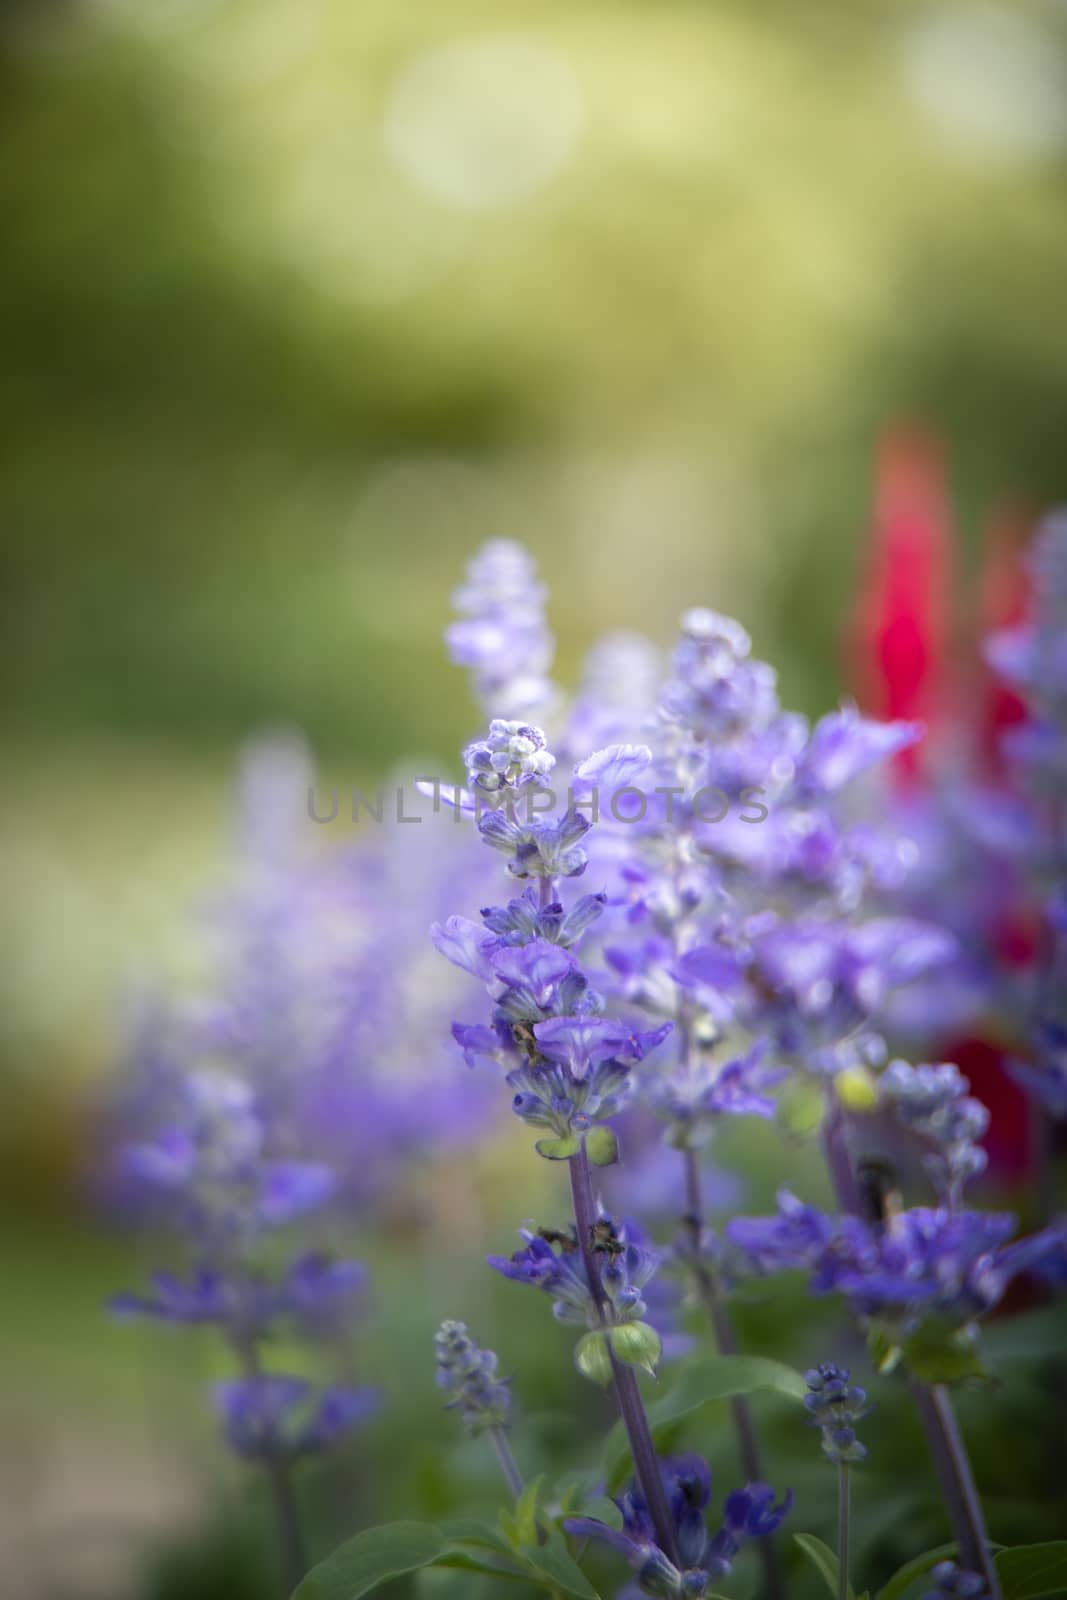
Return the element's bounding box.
[837,1463,851,1600]
[229,1332,308,1596]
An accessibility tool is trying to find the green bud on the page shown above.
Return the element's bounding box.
[574,1329,613,1386]
[608,1320,661,1377]
[585,1126,619,1167]
[535,1134,581,1161]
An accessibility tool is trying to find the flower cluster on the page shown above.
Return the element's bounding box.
[434,1321,512,1436]
[727,1189,1065,1337]
[104,525,1067,1600]
[108,737,390,1476]
[564,1454,791,1600]
[489,1215,665,1379]
[111,1060,375,1462]
[984,512,1067,1116]
[216,1377,376,1464]
[464,719,556,793]
[435,870,671,1149]
[804,1363,868,1464]
[879,1060,990,1206]
[446,539,556,716]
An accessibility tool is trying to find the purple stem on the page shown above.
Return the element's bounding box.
[908,1381,1001,1599]
[490,1425,526,1500]
[682,1148,786,1600]
[821,1091,862,1217]
[569,1139,680,1567]
[820,1106,1001,1600]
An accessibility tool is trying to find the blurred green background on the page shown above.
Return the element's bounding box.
[3,0,1067,1594]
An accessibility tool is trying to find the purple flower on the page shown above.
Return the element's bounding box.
[534,1016,672,1074]
[795,708,923,796]
[803,1363,868,1464]
[259,1162,335,1224]
[564,1454,790,1599]
[726,1189,843,1275]
[645,1042,786,1144]
[922,1562,989,1600]
[214,1376,377,1461]
[109,1270,232,1325]
[489,939,596,1022]
[572,743,654,792]
[477,804,592,881]
[727,1191,1067,1331]
[1008,1024,1067,1119]
[464,720,556,793]
[434,1321,512,1435]
[445,540,555,716]
[658,608,780,744]
[480,888,606,948]
[744,917,954,1077]
[280,1254,366,1330]
[488,1229,597,1323]
[489,1217,660,1332]
[879,1060,990,1204]
[430,915,500,981]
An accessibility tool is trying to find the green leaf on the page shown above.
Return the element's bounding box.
[866,1323,903,1376]
[293,1522,532,1599]
[795,1533,855,1600]
[521,1530,604,1599]
[776,1077,824,1135]
[795,1533,842,1600]
[436,1520,515,1554]
[603,1354,806,1491]
[877,1543,958,1600]
[500,1474,545,1551]
[608,1320,661,1376]
[535,1135,581,1160]
[996,1543,1067,1600]
[575,1329,613,1386]
[572,1496,622,1530]
[585,1126,619,1167]
[901,1321,989,1386]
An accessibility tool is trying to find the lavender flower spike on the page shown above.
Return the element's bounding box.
[804,1363,868,1465]
[434,1320,524,1499]
[446,539,556,716]
[564,1453,791,1600]
[434,1321,512,1436]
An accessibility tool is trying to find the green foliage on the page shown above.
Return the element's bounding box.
[292,1515,603,1600]
[901,1323,990,1387]
[517,1531,603,1599]
[996,1544,1067,1600]
[603,1354,806,1491]
[867,1320,988,1384]
[499,1474,546,1551]
[795,1532,862,1600]
[875,1544,958,1600]
[291,1522,514,1598]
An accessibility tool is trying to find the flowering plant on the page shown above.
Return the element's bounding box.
[108,535,1067,1600]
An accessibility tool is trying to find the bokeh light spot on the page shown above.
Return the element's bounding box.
[383,33,584,211]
